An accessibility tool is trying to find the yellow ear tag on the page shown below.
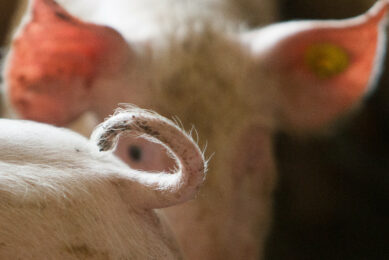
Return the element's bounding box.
[304,43,349,79]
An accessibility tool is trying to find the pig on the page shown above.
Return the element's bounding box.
[3,0,389,259]
[0,106,206,259]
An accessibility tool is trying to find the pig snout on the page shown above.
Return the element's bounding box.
[6,0,131,125]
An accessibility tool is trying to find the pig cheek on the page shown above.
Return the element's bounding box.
[232,126,276,195]
[8,75,91,125]
[115,135,176,172]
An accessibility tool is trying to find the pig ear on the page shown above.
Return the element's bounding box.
[91,106,207,209]
[5,0,132,126]
[241,0,388,132]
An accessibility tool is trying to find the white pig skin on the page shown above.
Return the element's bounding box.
[0,107,206,259]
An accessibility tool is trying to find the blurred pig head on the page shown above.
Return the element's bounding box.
[5,0,387,131]
[3,0,388,259]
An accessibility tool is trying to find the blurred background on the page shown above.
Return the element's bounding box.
[0,1,26,49]
[0,1,18,45]
[268,0,389,259]
[1,0,388,259]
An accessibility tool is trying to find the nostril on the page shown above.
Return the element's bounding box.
[17,75,26,83]
[14,97,30,111]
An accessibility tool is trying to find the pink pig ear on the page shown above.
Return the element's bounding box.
[242,0,388,132]
[5,0,131,126]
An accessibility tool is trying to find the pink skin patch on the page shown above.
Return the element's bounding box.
[7,0,129,125]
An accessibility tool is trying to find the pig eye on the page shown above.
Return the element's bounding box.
[116,137,175,172]
[128,145,142,162]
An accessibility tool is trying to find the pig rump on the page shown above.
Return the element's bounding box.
[0,107,206,259]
